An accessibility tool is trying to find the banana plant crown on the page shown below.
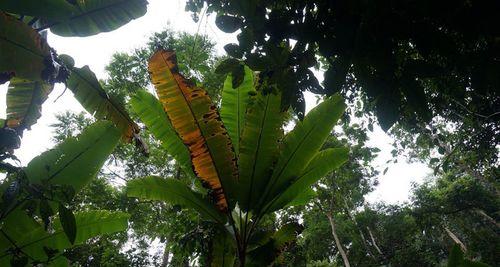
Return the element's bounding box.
[127,49,349,265]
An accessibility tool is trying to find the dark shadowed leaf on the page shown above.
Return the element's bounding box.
[58,204,76,245]
[215,15,243,33]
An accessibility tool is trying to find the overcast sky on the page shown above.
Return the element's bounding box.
[0,0,430,204]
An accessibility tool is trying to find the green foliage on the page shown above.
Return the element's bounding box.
[127,176,226,224]
[129,90,195,179]
[266,148,349,213]
[0,0,148,37]
[25,121,121,191]
[237,89,284,211]
[0,122,127,265]
[261,95,346,207]
[127,57,348,266]
[220,66,255,155]
[0,12,52,82]
[6,78,53,131]
[186,0,500,138]
[66,64,143,146]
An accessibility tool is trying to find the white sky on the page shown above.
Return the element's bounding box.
[0,0,430,204]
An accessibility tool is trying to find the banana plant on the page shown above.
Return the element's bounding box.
[0,121,129,266]
[127,49,349,266]
[0,1,149,154]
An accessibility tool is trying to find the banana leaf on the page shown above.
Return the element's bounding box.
[127,176,226,224]
[0,12,52,82]
[6,78,53,131]
[237,90,284,211]
[220,66,255,155]
[25,121,121,192]
[260,95,345,210]
[130,89,195,179]
[148,49,238,212]
[0,0,148,37]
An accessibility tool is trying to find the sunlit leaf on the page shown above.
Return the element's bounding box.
[25,121,121,193]
[0,209,129,264]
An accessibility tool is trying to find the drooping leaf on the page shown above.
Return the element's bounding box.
[24,121,121,193]
[265,147,349,212]
[0,12,52,81]
[260,95,346,209]
[126,176,226,224]
[148,49,238,212]
[6,78,53,131]
[237,91,284,211]
[129,90,195,178]
[0,0,148,37]
[207,228,236,267]
[58,204,76,245]
[66,65,141,143]
[0,209,129,264]
[220,66,255,155]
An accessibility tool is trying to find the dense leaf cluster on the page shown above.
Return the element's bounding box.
[186,0,499,134]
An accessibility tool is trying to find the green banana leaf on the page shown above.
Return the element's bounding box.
[0,0,148,37]
[260,95,346,210]
[220,66,255,155]
[6,78,53,130]
[284,187,317,208]
[237,90,284,211]
[66,65,140,143]
[0,209,129,265]
[208,228,236,267]
[265,147,349,213]
[0,12,52,81]
[129,90,195,179]
[25,121,121,192]
[126,176,227,224]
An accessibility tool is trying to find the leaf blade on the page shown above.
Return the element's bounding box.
[237,91,284,211]
[148,49,238,211]
[66,65,140,143]
[129,89,195,178]
[24,121,121,193]
[126,176,226,224]
[260,95,346,209]
[220,66,255,155]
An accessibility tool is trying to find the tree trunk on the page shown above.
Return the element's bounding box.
[160,242,170,267]
[326,213,351,267]
[342,198,374,259]
[366,226,384,257]
[444,226,467,252]
[474,209,500,229]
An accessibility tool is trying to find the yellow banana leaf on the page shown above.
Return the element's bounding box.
[6,78,53,130]
[148,49,238,212]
